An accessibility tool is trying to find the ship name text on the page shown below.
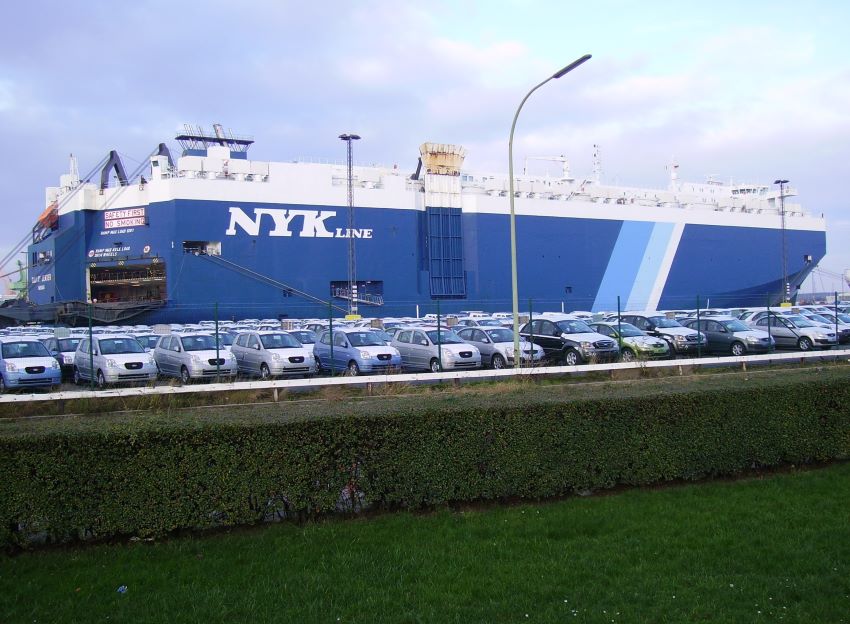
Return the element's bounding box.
[225,207,373,239]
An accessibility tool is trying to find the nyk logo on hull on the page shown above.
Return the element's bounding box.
[225,207,373,239]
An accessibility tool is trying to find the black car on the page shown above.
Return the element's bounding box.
[618,313,705,356]
[519,315,618,366]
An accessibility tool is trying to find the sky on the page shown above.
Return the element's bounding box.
[1,0,848,293]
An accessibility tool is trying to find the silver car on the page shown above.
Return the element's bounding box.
[231,330,316,378]
[391,326,481,372]
[153,333,237,383]
[73,334,158,388]
[749,313,837,350]
[455,326,544,368]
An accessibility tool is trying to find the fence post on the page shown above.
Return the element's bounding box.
[527,298,533,369]
[766,293,773,352]
[617,295,622,354]
[214,302,220,381]
[835,291,840,350]
[696,294,702,358]
[436,299,442,371]
[328,299,334,377]
[88,303,94,391]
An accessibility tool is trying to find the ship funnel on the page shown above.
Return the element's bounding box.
[419,143,467,176]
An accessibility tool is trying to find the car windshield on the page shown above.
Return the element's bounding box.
[213,333,233,346]
[426,330,464,344]
[838,313,850,323]
[371,330,392,342]
[785,315,815,328]
[649,317,682,328]
[98,338,145,354]
[180,335,217,351]
[260,333,300,349]
[485,328,515,342]
[721,320,751,332]
[346,331,386,347]
[137,336,160,349]
[289,331,316,344]
[1,341,51,358]
[57,338,81,352]
[556,320,594,334]
[615,323,643,337]
[805,314,830,324]
[477,319,503,326]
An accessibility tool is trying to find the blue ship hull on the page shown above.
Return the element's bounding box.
[25,198,826,324]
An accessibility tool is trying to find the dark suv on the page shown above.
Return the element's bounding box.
[519,315,619,366]
[617,313,706,356]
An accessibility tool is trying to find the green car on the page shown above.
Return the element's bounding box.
[589,322,671,361]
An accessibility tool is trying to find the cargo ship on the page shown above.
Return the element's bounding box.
[13,124,826,325]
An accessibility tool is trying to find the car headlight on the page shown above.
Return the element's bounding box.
[5,362,17,372]
[271,352,282,360]
[674,335,687,343]
[106,358,119,368]
[580,341,593,350]
[190,354,201,363]
[746,336,761,344]
[148,355,156,365]
[50,359,60,369]
[442,350,455,361]
[814,333,826,339]
[305,353,314,360]
[359,350,372,359]
[505,347,514,357]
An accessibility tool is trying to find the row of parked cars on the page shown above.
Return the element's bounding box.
[0,303,847,391]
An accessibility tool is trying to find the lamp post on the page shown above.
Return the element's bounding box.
[509,54,591,367]
[340,133,361,316]
[774,178,789,303]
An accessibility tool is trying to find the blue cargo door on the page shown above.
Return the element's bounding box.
[426,206,466,297]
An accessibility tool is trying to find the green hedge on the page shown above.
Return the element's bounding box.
[1,371,849,548]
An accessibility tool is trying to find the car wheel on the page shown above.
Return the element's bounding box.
[797,337,813,351]
[621,348,636,362]
[730,341,746,357]
[260,363,271,379]
[429,358,441,373]
[314,356,323,373]
[347,361,360,376]
[180,365,191,384]
[491,354,506,369]
[73,367,82,385]
[96,370,106,389]
[0,375,5,394]
[563,349,581,366]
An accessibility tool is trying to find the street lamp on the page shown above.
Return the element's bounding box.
[509,54,591,367]
[340,133,361,316]
[774,178,789,303]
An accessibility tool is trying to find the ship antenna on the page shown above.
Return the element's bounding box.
[340,133,361,316]
[668,158,679,192]
[592,144,602,183]
[69,154,80,186]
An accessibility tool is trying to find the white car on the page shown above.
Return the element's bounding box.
[73,334,158,387]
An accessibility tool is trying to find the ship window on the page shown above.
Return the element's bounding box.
[183,241,221,256]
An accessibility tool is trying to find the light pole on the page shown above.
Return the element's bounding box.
[340,133,361,316]
[774,178,789,303]
[509,54,591,367]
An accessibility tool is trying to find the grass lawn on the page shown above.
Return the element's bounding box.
[1,463,848,623]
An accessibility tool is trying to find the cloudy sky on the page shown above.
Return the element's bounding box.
[2,0,848,292]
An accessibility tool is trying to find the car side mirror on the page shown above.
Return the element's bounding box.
[420,339,429,346]
[50,350,59,357]
[482,338,490,343]
[254,344,261,350]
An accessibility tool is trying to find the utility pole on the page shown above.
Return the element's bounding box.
[339,133,361,317]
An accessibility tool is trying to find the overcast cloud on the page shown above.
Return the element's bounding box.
[1,0,848,291]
